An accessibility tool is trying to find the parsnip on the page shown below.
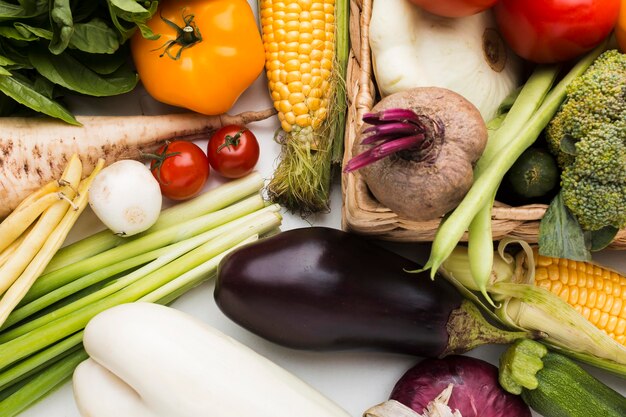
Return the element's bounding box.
[0,109,274,218]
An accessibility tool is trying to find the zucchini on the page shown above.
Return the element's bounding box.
[504,147,559,199]
[499,339,626,417]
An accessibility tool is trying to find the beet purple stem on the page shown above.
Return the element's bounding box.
[344,108,438,173]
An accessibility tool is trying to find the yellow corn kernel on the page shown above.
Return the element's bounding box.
[533,249,626,346]
[261,0,336,132]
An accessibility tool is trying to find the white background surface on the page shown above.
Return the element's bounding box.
[17,1,626,415]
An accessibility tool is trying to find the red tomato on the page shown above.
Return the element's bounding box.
[207,125,260,179]
[617,0,626,53]
[149,141,210,201]
[494,0,620,63]
[408,0,497,18]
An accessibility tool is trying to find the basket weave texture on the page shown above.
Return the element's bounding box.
[340,0,626,248]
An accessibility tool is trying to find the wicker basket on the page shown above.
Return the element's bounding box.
[340,0,626,248]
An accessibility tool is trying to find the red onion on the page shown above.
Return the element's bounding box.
[389,356,530,417]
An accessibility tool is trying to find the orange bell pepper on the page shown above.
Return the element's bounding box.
[618,0,626,52]
[131,0,265,115]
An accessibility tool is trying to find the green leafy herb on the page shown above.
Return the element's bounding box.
[588,226,619,252]
[0,74,78,125]
[28,47,137,96]
[49,0,73,55]
[0,0,159,122]
[539,192,591,261]
[70,19,119,54]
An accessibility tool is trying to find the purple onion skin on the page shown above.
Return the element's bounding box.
[390,356,531,417]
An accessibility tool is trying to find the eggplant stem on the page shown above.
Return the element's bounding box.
[442,300,536,356]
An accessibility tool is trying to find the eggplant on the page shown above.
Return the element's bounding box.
[214,227,526,357]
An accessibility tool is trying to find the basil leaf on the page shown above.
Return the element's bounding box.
[70,0,100,22]
[0,53,16,66]
[72,47,127,75]
[14,22,52,40]
[588,226,619,251]
[69,18,119,54]
[108,0,152,14]
[0,66,10,75]
[0,41,31,67]
[29,48,137,96]
[33,74,54,98]
[0,1,24,19]
[0,74,78,124]
[107,0,159,41]
[0,0,47,20]
[538,192,591,261]
[17,0,48,17]
[0,25,38,41]
[49,0,73,55]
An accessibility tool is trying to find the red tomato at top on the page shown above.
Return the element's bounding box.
[494,0,620,63]
[149,141,210,201]
[207,125,260,179]
[408,0,498,18]
[617,1,626,53]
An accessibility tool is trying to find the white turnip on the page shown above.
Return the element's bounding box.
[346,87,487,221]
[0,109,274,218]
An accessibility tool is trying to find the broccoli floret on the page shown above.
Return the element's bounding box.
[545,50,626,231]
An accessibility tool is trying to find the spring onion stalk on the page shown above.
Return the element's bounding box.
[0,237,254,394]
[2,246,173,330]
[0,209,282,370]
[0,347,88,417]
[21,194,265,305]
[43,172,265,273]
[0,174,282,415]
[420,42,607,278]
[141,235,260,305]
[0,206,280,343]
[0,333,83,392]
[7,203,278,331]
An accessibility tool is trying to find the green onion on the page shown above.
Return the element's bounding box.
[21,193,265,305]
[0,205,280,343]
[44,173,265,273]
[0,347,88,417]
[0,174,284,414]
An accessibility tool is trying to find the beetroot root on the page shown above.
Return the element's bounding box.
[352,87,487,221]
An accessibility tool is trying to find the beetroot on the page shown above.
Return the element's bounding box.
[390,356,530,417]
[346,87,487,221]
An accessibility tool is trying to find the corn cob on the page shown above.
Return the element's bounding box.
[533,249,626,346]
[259,0,349,214]
[439,244,626,374]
